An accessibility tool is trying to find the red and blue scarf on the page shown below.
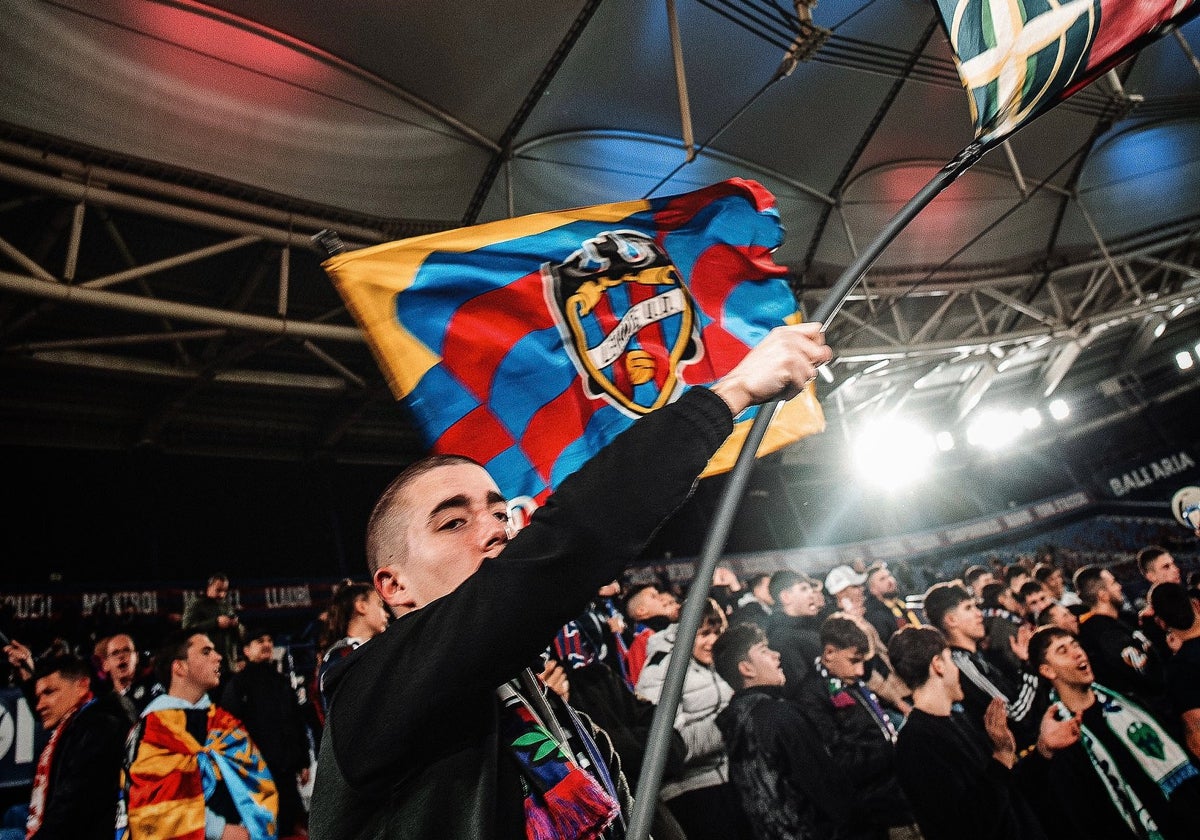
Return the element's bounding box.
[497,678,619,840]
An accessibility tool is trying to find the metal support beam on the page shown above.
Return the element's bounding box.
[301,339,367,389]
[977,287,1057,326]
[1077,197,1145,300]
[0,161,330,251]
[0,235,58,283]
[911,291,960,343]
[838,306,903,346]
[7,328,226,352]
[0,270,364,343]
[0,140,393,244]
[1176,29,1200,78]
[278,246,290,317]
[1001,141,1028,197]
[666,0,696,161]
[64,202,85,281]
[83,235,262,290]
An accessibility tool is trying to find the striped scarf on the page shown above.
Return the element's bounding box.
[1054,684,1200,840]
[27,691,94,838]
[117,705,278,840]
[815,658,897,743]
[497,677,619,840]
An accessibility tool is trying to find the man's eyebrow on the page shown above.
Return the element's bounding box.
[427,494,471,521]
[427,490,508,521]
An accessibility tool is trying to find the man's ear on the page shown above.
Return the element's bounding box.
[738,659,756,681]
[1037,661,1056,682]
[929,653,945,681]
[374,566,416,615]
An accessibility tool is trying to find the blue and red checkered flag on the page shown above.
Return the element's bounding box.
[323,178,823,507]
[933,0,1198,145]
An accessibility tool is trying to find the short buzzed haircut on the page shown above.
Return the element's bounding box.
[888,626,947,690]
[207,572,229,586]
[1135,546,1170,578]
[923,582,974,632]
[768,570,812,604]
[1072,565,1106,609]
[365,454,481,576]
[1149,582,1197,631]
[712,623,768,690]
[33,654,91,683]
[820,614,869,653]
[1033,564,1057,583]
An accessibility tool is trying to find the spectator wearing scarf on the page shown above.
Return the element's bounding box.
[27,655,127,840]
[1018,626,1200,840]
[793,615,916,840]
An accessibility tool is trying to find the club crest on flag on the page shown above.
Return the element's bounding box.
[543,230,702,417]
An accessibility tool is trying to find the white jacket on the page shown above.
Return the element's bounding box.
[634,624,734,800]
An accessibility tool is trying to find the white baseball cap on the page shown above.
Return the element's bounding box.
[825,564,868,595]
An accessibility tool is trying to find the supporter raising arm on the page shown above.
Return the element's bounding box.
[309,323,832,840]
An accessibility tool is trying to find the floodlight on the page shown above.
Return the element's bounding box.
[1048,399,1070,420]
[1153,319,1167,339]
[965,410,1023,450]
[852,420,936,488]
[1020,408,1042,429]
[1178,351,1195,371]
[1170,303,1186,318]
[935,431,955,452]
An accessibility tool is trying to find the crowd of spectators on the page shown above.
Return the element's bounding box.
[3,544,1199,838]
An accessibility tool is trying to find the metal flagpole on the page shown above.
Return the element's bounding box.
[625,138,986,840]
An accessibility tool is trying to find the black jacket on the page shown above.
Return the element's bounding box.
[863,596,902,649]
[793,670,912,839]
[1077,613,1167,715]
[765,612,821,690]
[309,387,733,840]
[1013,698,1200,840]
[895,708,1046,840]
[220,660,309,774]
[950,646,1048,751]
[717,685,852,840]
[29,691,129,840]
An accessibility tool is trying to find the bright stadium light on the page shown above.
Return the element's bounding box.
[966,410,1023,450]
[935,431,955,452]
[1178,351,1195,371]
[1020,407,1043,430]
[1048,399,1070,421]
[852,420,936,488]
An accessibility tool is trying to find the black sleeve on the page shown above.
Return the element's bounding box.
[328,387,732,788]
[1166,658,1200,717]
[30,714,126,838]
[896,720,1018,840]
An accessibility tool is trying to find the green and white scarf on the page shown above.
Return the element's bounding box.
[1052,684,1199,840]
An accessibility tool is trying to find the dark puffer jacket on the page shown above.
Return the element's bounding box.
[716,685,852,840]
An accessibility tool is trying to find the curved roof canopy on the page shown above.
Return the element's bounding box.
[1,0,1198,545]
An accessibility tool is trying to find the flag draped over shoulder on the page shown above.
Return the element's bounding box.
[932,0,1198,145]
[324,178,823,506]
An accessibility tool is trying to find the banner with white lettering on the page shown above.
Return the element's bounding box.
[1,582,335,627]
[1097,448,1198,500]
